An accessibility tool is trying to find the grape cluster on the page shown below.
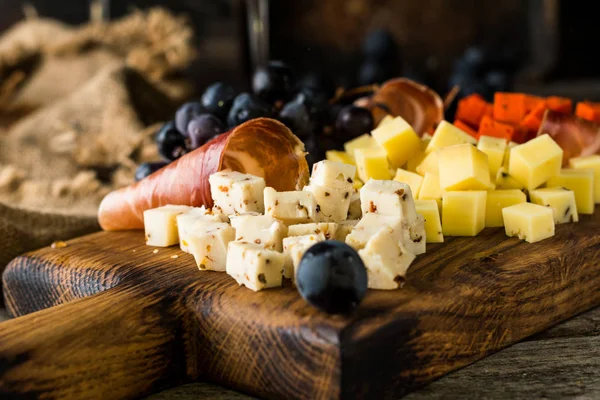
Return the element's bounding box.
[136,60,382,180]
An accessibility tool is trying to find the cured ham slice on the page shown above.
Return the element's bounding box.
[98,118,309,231]
[538,110,600,165]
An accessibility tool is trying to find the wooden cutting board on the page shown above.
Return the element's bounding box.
[1,207,599,400]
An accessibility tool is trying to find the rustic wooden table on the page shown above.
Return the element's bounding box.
[2,306,597,399]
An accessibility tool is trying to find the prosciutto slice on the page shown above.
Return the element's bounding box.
[98,118,309,230]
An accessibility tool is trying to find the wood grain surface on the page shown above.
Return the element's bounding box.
[1,207,599,399]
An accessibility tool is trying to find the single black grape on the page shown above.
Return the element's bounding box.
[335,105,374,140]
[299,72,336,100]
[279,95,313,140]
[134,161,168,181]
[187,114,226,150]
[175,102,204,135]
[227,93,273,128]
[362,29,398,61]
[252,60,295,103]
[155,121,188,161]
[303,134,341,169]
[296,241,368,314]
[201,82,236,119]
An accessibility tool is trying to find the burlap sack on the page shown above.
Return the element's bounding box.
[0,8,196,305]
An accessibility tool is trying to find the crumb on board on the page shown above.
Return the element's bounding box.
[51,241,67,249]
[171,255,179,259]
[153,249,159,254]
[132,249,136,253]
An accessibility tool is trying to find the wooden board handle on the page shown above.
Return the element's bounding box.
[0,286,188,399]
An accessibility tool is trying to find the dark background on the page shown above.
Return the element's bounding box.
[1,0,598,100]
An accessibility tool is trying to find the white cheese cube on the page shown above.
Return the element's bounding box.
[304,184,352,222]
[187,221,235,271]
[144,205,192,247]
[282,233,326,279]
[335,220,358,241]
[177,206,227,252]
[359,229,416,290]
[360,179,418,222]
[287,222,337,240]
[311,160,356,189]
[229,214,288,251]
[345,213,403,250]
[264,187,317,225]
[226,242,285,291]
[347,190,362,219]
[401,214,426,255]
[209,170,266,215]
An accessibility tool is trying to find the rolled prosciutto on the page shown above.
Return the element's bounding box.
[98,118,309,230]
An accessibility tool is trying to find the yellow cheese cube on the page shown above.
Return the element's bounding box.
[378,114,394,127]
[530,188,579,224]
[569,155,600,203]
[417,172,443,210]
[496,167,525,190]
[442,191,487,236]
[425,120,477,154]
[326,150,355,166]
[406,150,426,173]
[438,144,491,191]
[343,134,381,158]
[546,169,595,214]
[477,135,507,178]
[371,116,422,168]
[416,150,439,176]
[485,190,527,228]
[355,148,390,182]
[393,168,424,197]
[502,203,555,243]
[502,141,519,169]
[415,199,443,243]
[508,134,563,190]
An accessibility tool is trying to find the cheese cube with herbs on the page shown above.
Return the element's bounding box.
[546,169,595,214]
[230,214,288,251]
[371,116,422,167]
[187,221,235,271]
[209,171,266,215]
[485,189,527,228]
[425,120,477,154]
[360,179,418,221]
[569,155,600,203]
[495,167,525,190]
[144,205,192,247]
[530,188,579,224]
[401,214,427,255]
[358,229,416,290]
[355,148,390,182]
[304,184,352,222]
[177,207,226,252]
[417,173,443,210]
[346,213,402,250]
[347,190,362,219]
[226,242,285,291]
[502,203,555,243]
[508,134,563,190]
[415,199,443,243]
[325,150,355,167]
[477,135,507,178]
[264,187,317,224]
[438,144,491,191]
[288,222,337,240]
[394,168,424,198]
[282,233,326,279]
[310,160,356,189]
[335,220,358,241]
[343,134,380,158]
[416,150,439,176]
[442,191,487,236]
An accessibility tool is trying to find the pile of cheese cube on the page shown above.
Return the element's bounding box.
[327,116,600,244]
[143,160,426,291]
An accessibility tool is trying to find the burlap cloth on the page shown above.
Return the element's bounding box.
[0,8,196,302]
